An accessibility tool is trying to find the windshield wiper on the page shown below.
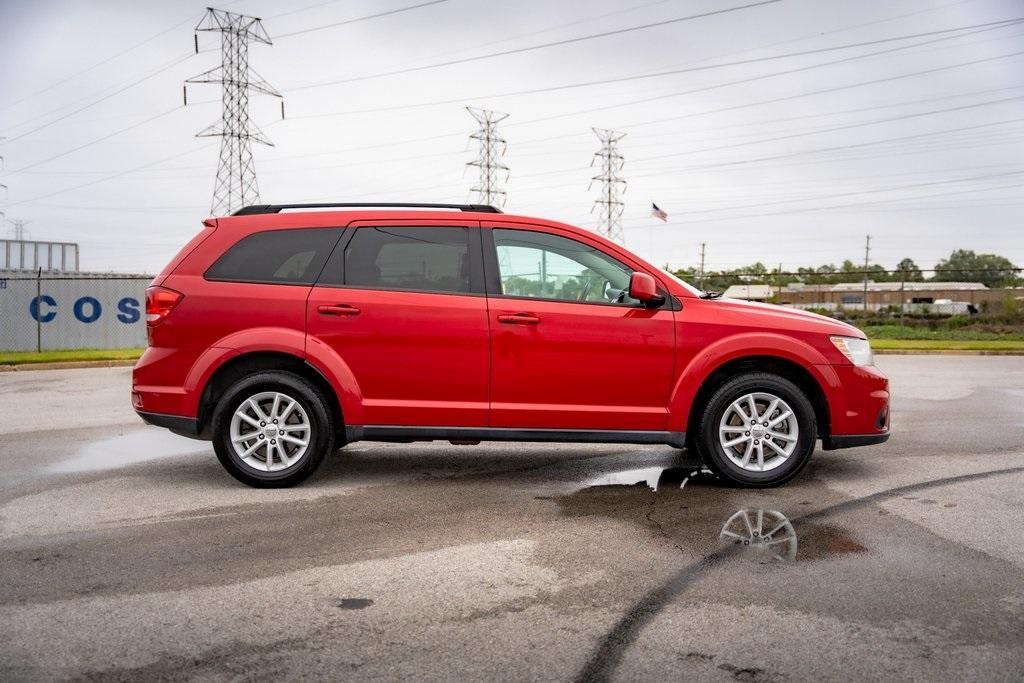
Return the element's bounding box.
[700,290,723,299]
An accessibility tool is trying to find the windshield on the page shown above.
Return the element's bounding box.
[661,269,704,296]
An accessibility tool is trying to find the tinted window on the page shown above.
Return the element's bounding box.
[333,227,474,294]
[492,229,639,305]
[206,228,341,284]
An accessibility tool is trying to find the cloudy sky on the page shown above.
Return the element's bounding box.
[1,0,1022,274]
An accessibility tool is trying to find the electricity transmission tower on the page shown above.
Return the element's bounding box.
[6,219,30,241]
[466,107,510,207]
[186,8,281,216]
[590,128,627,243]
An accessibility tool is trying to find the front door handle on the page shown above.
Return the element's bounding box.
[318,304,361,317]
[497,312,540,325]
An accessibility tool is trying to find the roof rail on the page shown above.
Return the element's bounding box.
[231,203,503,216]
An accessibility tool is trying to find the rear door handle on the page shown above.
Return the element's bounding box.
[497,313,540,325]
[318,304,361,317]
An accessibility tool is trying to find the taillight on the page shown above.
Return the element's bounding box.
[146,286,183,325]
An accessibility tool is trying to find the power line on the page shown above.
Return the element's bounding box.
[3,106,184,175]
[642,177,1024,226]
[272,0,451,39]
[1,141,218,208]
[628,117,1024,178]
[284,0,783,92]
[502,29,1024,131]
[0,54,193,146]
[631,94,1024,165]
[0,14,200,113]
[290,18,1024,118]
[265,0,350,21]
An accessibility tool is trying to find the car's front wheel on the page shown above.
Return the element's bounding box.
[696,372,816,487]
[211,371,334,488]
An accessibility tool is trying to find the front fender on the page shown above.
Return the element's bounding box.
[667,332,838,433]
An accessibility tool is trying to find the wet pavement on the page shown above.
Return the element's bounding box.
[0,355,1022,681]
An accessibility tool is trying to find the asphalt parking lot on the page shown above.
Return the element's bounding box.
[1,356,1023,681]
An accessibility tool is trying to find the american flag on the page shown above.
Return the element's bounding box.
[651,202,668,222]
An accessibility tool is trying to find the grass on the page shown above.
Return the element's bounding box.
[870,338,1024,352]
[863,324,1024,342]
[0,348,144,366]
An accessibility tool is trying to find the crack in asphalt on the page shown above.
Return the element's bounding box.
[574,465,1024,683]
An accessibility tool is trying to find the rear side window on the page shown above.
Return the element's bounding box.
[322,226,479,294]
[205,228,341,284]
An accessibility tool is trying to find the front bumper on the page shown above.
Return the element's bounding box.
[817,362,890,446]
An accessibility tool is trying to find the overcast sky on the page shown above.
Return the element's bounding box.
[1,0,1022,274]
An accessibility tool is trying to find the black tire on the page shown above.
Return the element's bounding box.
[211,370,334,488]
[695,372,816,487]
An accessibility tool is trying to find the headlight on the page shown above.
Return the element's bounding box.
[830,336,873,366]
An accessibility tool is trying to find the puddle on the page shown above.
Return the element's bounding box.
[336,598,374,610]
[49,428,208,473]
[582,465,710,492]
[561,466,866,563]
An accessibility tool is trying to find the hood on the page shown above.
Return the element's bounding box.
[712,297,864,338]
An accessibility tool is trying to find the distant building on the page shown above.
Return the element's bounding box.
[722,284,774,302]
[780,281,994,310]
[721,280,1016,313]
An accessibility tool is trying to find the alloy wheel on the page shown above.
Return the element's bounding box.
[229,391,311,472]
[718,391,799,472]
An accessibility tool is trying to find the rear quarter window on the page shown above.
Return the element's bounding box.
[205,228,342,284]
[318,226,482,294]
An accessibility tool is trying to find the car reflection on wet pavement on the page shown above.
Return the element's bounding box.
[577,466,857,565]
[719,508,798,563]
[1,356,1024,681]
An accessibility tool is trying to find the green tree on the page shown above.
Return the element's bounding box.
[933,249,1018,287]
[894,257,924,282]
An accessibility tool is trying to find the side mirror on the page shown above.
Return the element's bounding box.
[628,272,662,304]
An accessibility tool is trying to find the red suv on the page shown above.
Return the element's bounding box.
[133,203,889,488]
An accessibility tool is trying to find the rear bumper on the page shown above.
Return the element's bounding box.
[823,431,890,450]
[132,346,200,416]
[136,410,204,440]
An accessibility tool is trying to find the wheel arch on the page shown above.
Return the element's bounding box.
[668,333,836,444]
[683,355,831,447]
[196,351,344,442]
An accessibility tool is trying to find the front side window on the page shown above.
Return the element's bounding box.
[205,228,341,284]
[492,228,639,305]
[339,227,474,294]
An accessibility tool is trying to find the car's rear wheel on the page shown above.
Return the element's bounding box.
[696,372,816,487]
[211,371,333,488]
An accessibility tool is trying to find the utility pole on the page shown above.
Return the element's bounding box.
[863,234,871,313]
[590,128,627,243]
[186,8,282,216]
[776,261,783,304]
[466,107,510,207]
[698,242,707,291]
[0,140,7,202]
